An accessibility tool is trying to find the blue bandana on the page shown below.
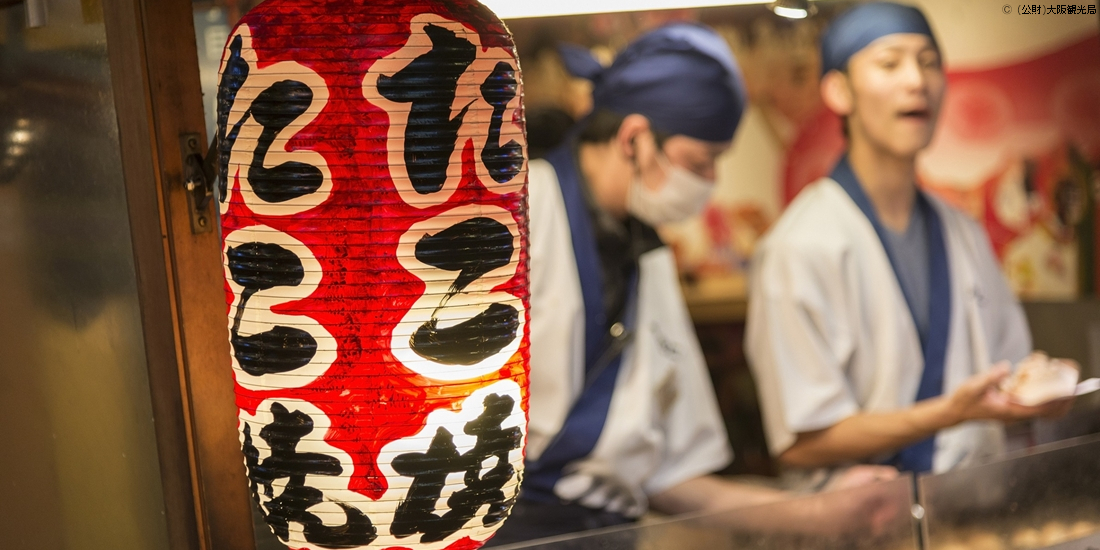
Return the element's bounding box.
[558,23,746,143]
[820,2,939,76]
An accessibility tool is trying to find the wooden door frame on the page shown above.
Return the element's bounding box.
[102,0,255,549]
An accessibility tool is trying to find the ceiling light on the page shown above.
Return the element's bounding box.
[771,0,816,19]
[9,130,30,145]
[481,0,771,19]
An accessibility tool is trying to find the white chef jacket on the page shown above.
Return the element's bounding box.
[745,177,1031,473]
[525,158,733,517]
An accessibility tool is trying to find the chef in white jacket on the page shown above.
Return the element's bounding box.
[487,23,895,547]
[746,2,1070,477]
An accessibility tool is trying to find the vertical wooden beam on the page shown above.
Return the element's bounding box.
[102,0,256,548]
[102,0,202,548]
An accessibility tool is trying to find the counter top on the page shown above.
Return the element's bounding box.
[492,434,1100,550]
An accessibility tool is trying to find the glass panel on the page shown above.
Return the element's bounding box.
[192,0,264,141]
[919,434,1100,550]
[0,2,172,550]
[492,476,920,550]
[192,1,230,142]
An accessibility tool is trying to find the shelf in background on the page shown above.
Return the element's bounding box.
[681,272,748,325]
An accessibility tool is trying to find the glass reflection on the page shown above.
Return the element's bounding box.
[920,434,1100,550]
[0,1,171,550]
[492,476,919,550]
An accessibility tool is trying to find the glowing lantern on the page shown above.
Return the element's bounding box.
[215,1,529,548]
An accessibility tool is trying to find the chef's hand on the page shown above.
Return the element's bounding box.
[946,363,1072,423]
[822,465,902,537]
[822,464,899,492]
[806,472,904,538]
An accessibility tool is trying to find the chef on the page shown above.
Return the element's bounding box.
[746,2,1070,477]
[486,22,897,546]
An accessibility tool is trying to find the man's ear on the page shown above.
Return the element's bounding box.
[615,114,651,160]
[820,70,854,117]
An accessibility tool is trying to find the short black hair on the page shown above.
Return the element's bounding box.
[577,108,671,148]
[526,106,575,159]
[577,109,627,144]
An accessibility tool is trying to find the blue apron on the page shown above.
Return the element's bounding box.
[522,145,639,501]
[831,156,952,473]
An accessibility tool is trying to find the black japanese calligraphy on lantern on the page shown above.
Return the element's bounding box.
[227,241,319,376]
[242,402,378,548]
[216,25,331,215]
[217,46,322,202]
[223,226,335,390]
[217,33,249,202]
[376,23,477,195]
[391,206,524,381]
[390,393,521,543]
[245,80,325,203]
[480,61,524,184]
[410,217,520,366]
[365,13,527,208]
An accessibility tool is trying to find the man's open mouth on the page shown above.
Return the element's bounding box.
[898,108,930,120]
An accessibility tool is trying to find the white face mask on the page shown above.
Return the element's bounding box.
[626,153,715,226]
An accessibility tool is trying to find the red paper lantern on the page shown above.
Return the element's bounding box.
[215,2,529,548]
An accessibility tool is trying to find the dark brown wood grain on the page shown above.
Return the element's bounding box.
[103,0,256,548]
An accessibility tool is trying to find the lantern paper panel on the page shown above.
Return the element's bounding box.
[215,1,529,549]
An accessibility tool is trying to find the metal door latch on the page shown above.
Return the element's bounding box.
[179,133,217,234]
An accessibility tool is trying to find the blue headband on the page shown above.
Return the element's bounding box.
[820,2,939,76]
[559,23,746,143]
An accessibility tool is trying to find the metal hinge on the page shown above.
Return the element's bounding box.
[179,133,218,235]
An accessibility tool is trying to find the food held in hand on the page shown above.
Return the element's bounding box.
[1000,353,1078,406]
[1069,520,1097,539]
[1039,521,1071,546]
[1010,526,1043,549]
[969,531,1007,550]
